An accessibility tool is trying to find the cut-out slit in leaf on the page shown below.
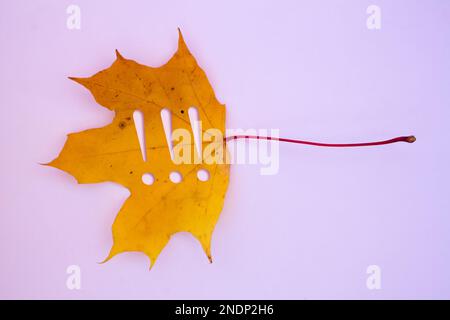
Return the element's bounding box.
[133,110,147,162]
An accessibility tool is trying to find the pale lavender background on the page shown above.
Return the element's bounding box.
[0,0,449,299]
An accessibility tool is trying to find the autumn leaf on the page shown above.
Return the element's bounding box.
[48,30,230,268]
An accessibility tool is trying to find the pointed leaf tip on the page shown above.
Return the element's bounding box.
[100,247,116,264]
[177,28,188,50]
[115,49,125,60]
[68,76,82,83]
[68,76,90,87]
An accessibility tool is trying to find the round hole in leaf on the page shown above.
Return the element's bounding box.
[197,169,210,182]
[169,171,182,183]
[141,173,154,185]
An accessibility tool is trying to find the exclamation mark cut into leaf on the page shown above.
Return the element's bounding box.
[188,106,210,180]
[160,108,183,183]
[133,110,154,185]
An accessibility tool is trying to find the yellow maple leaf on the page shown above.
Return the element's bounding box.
[48,30,230,268]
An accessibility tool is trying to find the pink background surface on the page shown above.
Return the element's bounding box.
[1,0,450,299]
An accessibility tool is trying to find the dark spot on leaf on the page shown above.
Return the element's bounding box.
[118,121,126,129]
[181,110,184,114]
[129,171,133,174]
[171,87,175,91]
[126,117,131,121]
